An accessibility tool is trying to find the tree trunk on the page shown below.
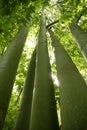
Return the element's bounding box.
[49,29,87,130]
[29,10,59,130]
[14,48,36,130]
[48,63,60,130]
[0,24,30,130]
[69,22,87,62]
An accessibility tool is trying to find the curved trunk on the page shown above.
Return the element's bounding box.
[29,10,59,130]
[0,24,30,130]
[69,22,87,62]
[14,48,36,130]
[49,29,87,130]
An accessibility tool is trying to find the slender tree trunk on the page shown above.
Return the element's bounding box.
[49,29,87,130]
[69,22,87,62]
[14,48,36,130]
[29,10,59,130]
[48,63,60,130]
[0,24,30,130]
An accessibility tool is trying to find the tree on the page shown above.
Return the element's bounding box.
[69,22,87,62]
[29,9,59,130]
[48,28,87,130]
[0,23,30,130]
[48,63,60,130]
[14,48,36,130]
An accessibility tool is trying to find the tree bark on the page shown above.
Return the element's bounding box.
[0,23,30,130]
[49,29,87,130]
[48,63,60,130]
[29,10,59,130]
[69,22,87,62]
[14,48,36,130]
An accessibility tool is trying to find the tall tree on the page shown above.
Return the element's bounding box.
[14,48,36,130]
[69,22,87,62]
[0,23,30,130]
[48,28,87,130]
[48,63,60,130]
[29,9,59,130]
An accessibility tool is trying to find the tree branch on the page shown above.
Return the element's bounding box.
[76,13,83,23]
[46,20,59,29]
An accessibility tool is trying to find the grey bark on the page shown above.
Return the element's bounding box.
[0,24,30,130]
[49,29,87,130]
[48,63,60,130]
[14,48,36,130]
[29,10,59,130]
[69,22,87,62]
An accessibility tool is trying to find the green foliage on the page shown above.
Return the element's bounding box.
[3,92,20,130]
